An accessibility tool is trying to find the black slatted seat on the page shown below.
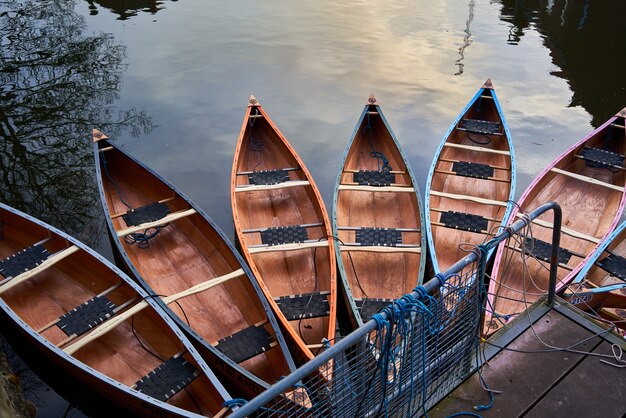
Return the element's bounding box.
[248,169,290,185]
[57,296,117,337]
[122,202,170,227]
[260,226,308,246]
[133,355,199,402]
[439,211,489,233]
[355,298,394,320]
[451,161,494,179]
[524,237,573,265]
[275,291,331,320]
[459,119,501,135]
[353,170,395,187]
[355,227,402,246]
[580,147,624,170]
[214,325,275,363]
[0,244,50,278]
[597,253,626,281]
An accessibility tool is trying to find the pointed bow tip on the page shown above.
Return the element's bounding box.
[92,129,108,143]
[367,94,378,105]
[248,95,260,107]
[618,107,626,118]
[483,79,494,89]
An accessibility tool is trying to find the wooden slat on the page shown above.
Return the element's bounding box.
[610,123,625,130]
[336,226,420,232]
[443,143,510,155]
[550,167,625,192]
[248,241,329,254]
[111,196,176,219]
[162,269,245,305]
[431,221,489,234]
[99,146,114,152]
[339,245,421,254]
[116,208,197,237]
[235,180,310,192]
[343,169,406,174]
[338,185,414,193]
[237,167,299,176]
[0,246,80,295]
[430,207,500,223]
[429,190,509,207]
[242,223,324,234]
[514,213,601,244]
[433,169,510,183]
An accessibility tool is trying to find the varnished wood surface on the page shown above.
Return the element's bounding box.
[94,137,293,390]
[486,112,626,335]
[334,100,424,326]
[427,83,514,274]
[231,97,337,364]
[0,204,225,416]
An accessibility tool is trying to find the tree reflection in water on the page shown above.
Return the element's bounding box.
[0,0,153,249]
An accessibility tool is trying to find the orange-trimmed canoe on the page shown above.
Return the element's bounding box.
[332,94,426,328]
[231,96,337,365]
[0,202,230,417]
[92,130,297,400]
[485,107,626,336]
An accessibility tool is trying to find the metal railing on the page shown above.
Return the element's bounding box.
[230,202,562,417]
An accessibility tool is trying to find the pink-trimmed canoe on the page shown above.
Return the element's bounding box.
[484,107,626,336]
[0,202,230,417]
[231,96,337,366]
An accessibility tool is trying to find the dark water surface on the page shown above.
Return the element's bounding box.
[1,0,625,416]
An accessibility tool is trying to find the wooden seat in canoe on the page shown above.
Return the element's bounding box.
[337,184,414,193]
[213,322,276,364]
[434,160,510,183]
[456,118,502,136]
[337,226,422,253]
[513,213,601,244]
[596,252,626,281]
[576,147,625,171]
[355,298,394,320]
[116,208,197,237]
[431,210,492,235]
[0,243,51,280]
[132,352,201,402]
[549,167,625,192]
[246,224,330,253]
[274,291,331,321]
[235,180,310,192]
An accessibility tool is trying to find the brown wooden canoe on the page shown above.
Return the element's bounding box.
[485,107,626,336]
[332,94,427,328]
[0,202,230,417]
[92,130,297,400]
[425,79,516,276]
[231,96,337,365]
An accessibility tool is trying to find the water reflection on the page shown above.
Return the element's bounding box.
[498,0,626,126]
[85,0,176,20]
[0,0,153,248]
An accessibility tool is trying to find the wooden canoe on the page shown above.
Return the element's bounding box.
[563,220,626,311]
[425,79,516,275]
[485,107,626,335]
[0,202,231,417]
[332,94,426,328]
[92,130,298,401]
[231,96,337,365]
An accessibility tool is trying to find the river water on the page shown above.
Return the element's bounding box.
[0,0,624,416]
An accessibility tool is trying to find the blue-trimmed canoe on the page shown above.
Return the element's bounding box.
[0,202,231,417]
[564,220,626,314]
[332,94,427,328]
[92,129,298,401]
[425,79,516,275]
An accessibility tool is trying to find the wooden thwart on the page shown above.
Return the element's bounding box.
[0,246,80,295]
[344,169,406,174]
[235,180,310,192]
[514,213,601,244]
[338,185,414,193]
[116,208,197,237]
[550,167,625,192]
[443,143,510,155]
[434,168,510,183]
[429,190,509,207]
[439,157,509,170]
[248,241,329,254]
[574,154,626,171]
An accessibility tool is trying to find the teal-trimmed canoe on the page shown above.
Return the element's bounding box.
[563,220,626,318]
[424,79,516,276]
[332,94,427,328]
